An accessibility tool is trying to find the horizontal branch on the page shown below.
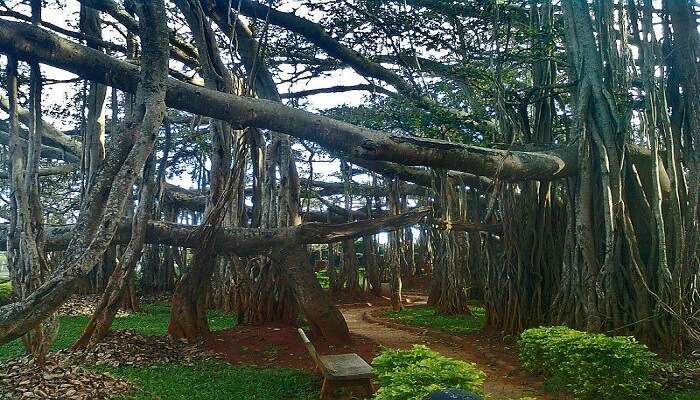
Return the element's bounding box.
[0,130,80,163]
[162,183,381,223]
[302,178,427,197]
[0,208,432,253]
[0,9,126,53]
[280,84,393,99]
[350,158,494,190]
[0,94,82,157]
[0,20,577,182]
[428,219,502,234]
[0,164,79,180]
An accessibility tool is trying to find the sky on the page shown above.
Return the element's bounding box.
[0,1,402,241]
[1,1,370,179]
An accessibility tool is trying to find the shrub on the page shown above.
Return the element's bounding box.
[372,345,485,400]
[519,326,660,399]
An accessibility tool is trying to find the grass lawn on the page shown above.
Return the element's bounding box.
[0,302,235,359]
[0,279,11,303]
[101,360,319,400]
[384,305,486,335]
[0,302,322,399]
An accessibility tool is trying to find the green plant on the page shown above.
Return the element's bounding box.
[519,326,660,400]
[372,345,485,400]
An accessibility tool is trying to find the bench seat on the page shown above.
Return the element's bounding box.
[298,328,375,399]
[319,353,373,380]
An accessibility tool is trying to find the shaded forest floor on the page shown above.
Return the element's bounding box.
[1,292,698,399]
[340,295,553,400]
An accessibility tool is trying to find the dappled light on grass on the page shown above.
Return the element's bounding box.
[384,306,486,335]
[0,280,12,304]
[101,360,319,400]
[0,302,235,359]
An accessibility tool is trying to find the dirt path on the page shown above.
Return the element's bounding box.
[340,301,551,400]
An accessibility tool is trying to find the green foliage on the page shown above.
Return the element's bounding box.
[0,279,12,304]
[315,270,330,289]
[519,326,661,400]
[384,306,486,335]
[660,391,700,400]
[372,345,485,400]
[315,267,367,290]
[0,302,235,359]
[103,360,319,400]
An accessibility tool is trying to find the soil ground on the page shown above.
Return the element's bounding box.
[206,292,555,399]
[340,296,555,400]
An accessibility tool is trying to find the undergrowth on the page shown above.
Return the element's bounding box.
[372,344,485,400]
[519,326,660,400]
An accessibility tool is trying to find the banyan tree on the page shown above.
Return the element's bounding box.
[0,0,697,358]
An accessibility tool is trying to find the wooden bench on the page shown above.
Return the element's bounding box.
[297,328,375,399]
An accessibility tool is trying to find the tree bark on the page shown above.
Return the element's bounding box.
[0,0,169,346]
[271,246,351,344]
[168,0,236,340]
[387,179,404,311]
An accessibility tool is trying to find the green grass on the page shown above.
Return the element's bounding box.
[0,279,12,303]
[100,360,319,400]
[661,392,700,400]
[384,305,486,335]
[0,302,235,359]
[0,301,319,399]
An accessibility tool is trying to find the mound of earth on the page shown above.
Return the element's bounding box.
[0,355,131,400]
[56,292,173,317]
[57,295,130,318]
[206,325,379,372]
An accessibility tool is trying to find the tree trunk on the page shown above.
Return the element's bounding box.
[427,171,470,315]
[72,0,169,348]
[364,234,381,296]
[168,0,234,341]
[0,0,169,346]
[271,247,351,344]
[387,179,404,311]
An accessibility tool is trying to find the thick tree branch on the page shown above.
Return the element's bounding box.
[0,208,431,253]
[280,84,393,99]
[0,20,577,181]
[428,219,502,234]
[208,0,495,132]
[0,164,78,180]
[0,130,79,163]
[0,94,81,157]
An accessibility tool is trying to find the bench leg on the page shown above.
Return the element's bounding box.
[363,379,375,396]
[319,379,334,400]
